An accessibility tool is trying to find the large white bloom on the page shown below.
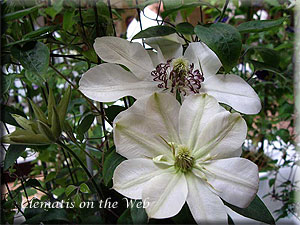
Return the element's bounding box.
[79,36,261,114]
[112,92,259,223]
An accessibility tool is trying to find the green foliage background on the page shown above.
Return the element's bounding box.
[1,0,298,224]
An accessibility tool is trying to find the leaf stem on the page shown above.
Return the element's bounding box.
[57,140,104,200]
[218,0,229,23]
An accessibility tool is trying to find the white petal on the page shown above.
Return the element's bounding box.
[193,111,247,159]
[204,158,259,208]
[113,158,169,199]
[201,74,262,114]
[179,94,225,150]
[184,42,222,78]
[145,37,183,60]
[143,172,187,219]
[94,37,154,79]
[114,93,180,159]
[147,49,164,69]
[186,174,227,224]
[79,63,159,102]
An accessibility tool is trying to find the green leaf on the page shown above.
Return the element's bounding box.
[237,18,286,33]
[81,215,104,224]
[172,203,196,224]
[23,26,60,39]
[103,149,126,186]
[3,5,41,22]
[57,86,71,128]
[161,1,217,19]
[4,145,27,170]
[52,187,65,196]
[79,183,91,194]
[118,208,132,224]
[25,70,45,86]
[25,209,69,223]
[47,88,56,124]
[74,194,81,208]
[249,60,285,78]
[176,22,194,35]
[51,106,61,140]
[37,120,55,142]
[269,178,275,187]
[105,105,126,122]
[132,25,176,40]
[1,74,16,94]
[228,214,235,224]
[44,172,56,183]
[130,200,148,224]
[63,10,75,30]
[11,114,37,132]
[256,48,280,68]
[194,23,242,72]
[1,105,26,127]
[11,42,50,76]
[65,185,77,197]
[25,179,42,188]
[77,114,95,136]
[223,195,275,224]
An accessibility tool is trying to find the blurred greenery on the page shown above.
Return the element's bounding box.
[1,0,297,224]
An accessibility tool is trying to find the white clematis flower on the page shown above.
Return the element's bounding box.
[79,36,261,114]
[112,92,259,223]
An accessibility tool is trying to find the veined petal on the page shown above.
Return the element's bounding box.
[184,42,222,79]
[147,50,164,68]
[113,158,170,199]
[79,63,159,102]
[193,111,247,160]
[204,158,259,208]
[145,37,183,60]
[114,93,180,159]
[145,93,181,142]
[186,174,227,224]
[94,37,154,79]
[201,74,262,114]
[179,94,225,150]
[143,172,187,219]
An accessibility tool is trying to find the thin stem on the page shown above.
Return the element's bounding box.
[135,0,145,47]
[61,147,76,184]
[93,1,101,37]
[67,152,79,183]
[107,0,116,36]
[5,182,25,217]
[156,0,162,25]
[57,141,104,200]
[123,97,128,109]
[78,0,91,49]
[217,0,229,23]
[200,6,204,24]
[50,65,112,126]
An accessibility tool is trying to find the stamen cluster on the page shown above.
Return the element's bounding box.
[151,58,205,95]
[174,145,195,173]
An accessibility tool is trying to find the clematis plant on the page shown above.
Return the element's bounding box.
[112,92,259,223]
[79,36,261,114]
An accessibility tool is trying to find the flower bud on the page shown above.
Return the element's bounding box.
[57,86,71,128]
[37,120,56,142]
[51,106,61,139]
[29,99,48,125]
[47,88,56,124]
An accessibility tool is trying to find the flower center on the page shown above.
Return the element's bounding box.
[174,145,195,173]
[151,57,204,95]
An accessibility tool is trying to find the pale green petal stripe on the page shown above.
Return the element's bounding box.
[115,123,166,156]
[114,167,173,190]
[194,114,241,159]
[152,93,180,143]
